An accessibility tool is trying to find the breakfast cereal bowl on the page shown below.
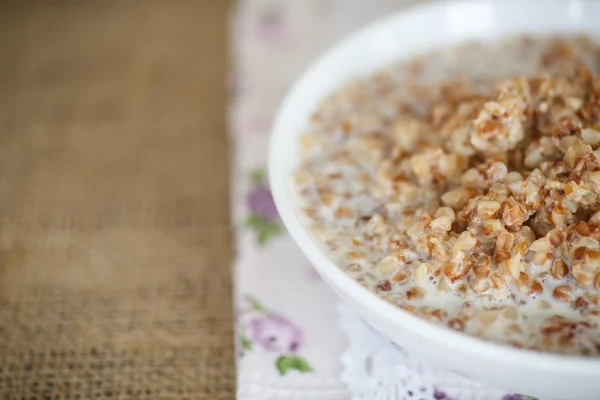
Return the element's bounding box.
[269,1,600,398]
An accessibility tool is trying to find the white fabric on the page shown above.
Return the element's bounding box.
[338,304,537,400]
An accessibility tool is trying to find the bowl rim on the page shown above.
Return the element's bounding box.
[269,0,600,372]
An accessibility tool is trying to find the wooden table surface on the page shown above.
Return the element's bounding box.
[0,1,234,398]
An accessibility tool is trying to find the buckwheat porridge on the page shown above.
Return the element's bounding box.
[295,36,600,355]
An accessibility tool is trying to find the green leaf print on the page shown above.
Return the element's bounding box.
[245,214,265,229]
[257,221,283,245]
[275,355,314,376]
[243,294,267,313]
[249,169,266,184]
[245,214,283,245]
[240,333,252,351]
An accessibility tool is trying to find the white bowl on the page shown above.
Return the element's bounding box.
[269,1,600,398]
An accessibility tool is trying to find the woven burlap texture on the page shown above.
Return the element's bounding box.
[0,1,234,399]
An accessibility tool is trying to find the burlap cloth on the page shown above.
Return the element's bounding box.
[0,1,234,398]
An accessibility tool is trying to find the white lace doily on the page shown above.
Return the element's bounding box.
[338,303,529,400]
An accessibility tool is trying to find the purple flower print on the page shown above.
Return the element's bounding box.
[241,295,314,375]
[249,313,304,353]
[247,186,279,220]
[245,170,283,245]
[255,5,288,42]
[436,388,536,400]
[434,388,456,400]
